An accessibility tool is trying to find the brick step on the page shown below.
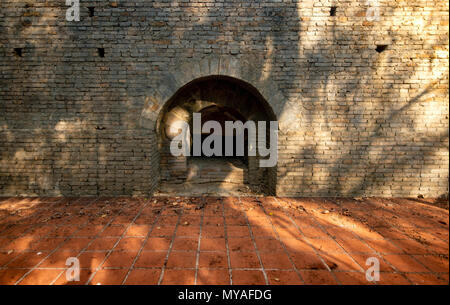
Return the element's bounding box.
[186,157,247,184]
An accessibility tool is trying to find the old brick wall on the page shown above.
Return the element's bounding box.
[0,0,448,197]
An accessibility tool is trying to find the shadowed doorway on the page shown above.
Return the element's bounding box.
[156,76,277,196]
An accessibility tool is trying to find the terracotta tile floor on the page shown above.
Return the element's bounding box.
[0,196,448,285]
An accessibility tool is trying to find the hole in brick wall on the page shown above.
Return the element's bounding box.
[13,48,22,57]
[376,45,388,53]
[330,6,337,16]
[88,7,95,17]
[98,48,105,57]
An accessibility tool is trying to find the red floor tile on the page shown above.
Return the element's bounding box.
[230,251,261,269]
[413,255,449,273]
[100,225,127,237]
[7,251,47,268]
[382,254,430,273]
[266,270,303,285]
[198,252,228,268]
[259,251,294,269]
[404,272,447,285]
[0,269,29,284]
[363,239,403,254]
[0,196,447,285]
[124,269,161,285]
[18,269,63,285]
[226,225,251,237]
[202,226,225,238]
[334,271,373,285]
[335,238,374,254]
[78,251,108,269]
[143,237,172,251]
[203,217,223,226]
[377,272,411,285]
[114,237,145,251]
[172,237,198,251]
[47,226,80,237]
[89,269,129,285]
[74,225,106,237]
[283,238,316,253]
[102,251,138,268]
[151,225,176,237]
[53,269,94,285]
[200,238,226,251]
[232,270,266,285]
[254,238,284,252]
[320,253,363,271]
[125,225,151,237]
[249,226,278,239]
[166,251,197,268]
[0,251,22,267]
[308,238,346,253]
[299,270,338,285]
[134,251,167,268]
[161,269,195,285]
[197,269,230,285]
[390,239,435,255]
[176,226,200,237]
[226,217,247,226]
[228,237,255,252]
[299,225,329,239]
[59,238,94,251]
[290,252,327,270]
[87,237,119,251]
[40,250,80,268]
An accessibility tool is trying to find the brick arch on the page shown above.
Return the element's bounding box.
[155,75,278,140]
[139,56,287,131]
[149,65,281,195]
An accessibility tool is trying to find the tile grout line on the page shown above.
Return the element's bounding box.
[361,200,447,282]
[305,197,378,281]
[121,202,164,285]
[331,224,410,284]
[272,197,342,285]
[49,211,117,285]
[239,196,269,285]
[194,198,205,285]
[325,198,429,283]
[355,198,448,244]
[12,200,62,239]
[157,207,182,285]
[255,197,306,284]
[4,198,79,257]
[375,233,447,281]
[310,198,369,274]
[3,197,448,285]
[352,198,447,282]
[85,199,151,285]
[221,197,233,285]
[13,197,99,285]
[306,198,422,284]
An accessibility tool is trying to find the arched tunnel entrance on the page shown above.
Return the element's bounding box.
[156,76,277,196]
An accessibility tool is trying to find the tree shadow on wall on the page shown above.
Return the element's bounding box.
[275,3,449,197]
[0,1,448,199]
